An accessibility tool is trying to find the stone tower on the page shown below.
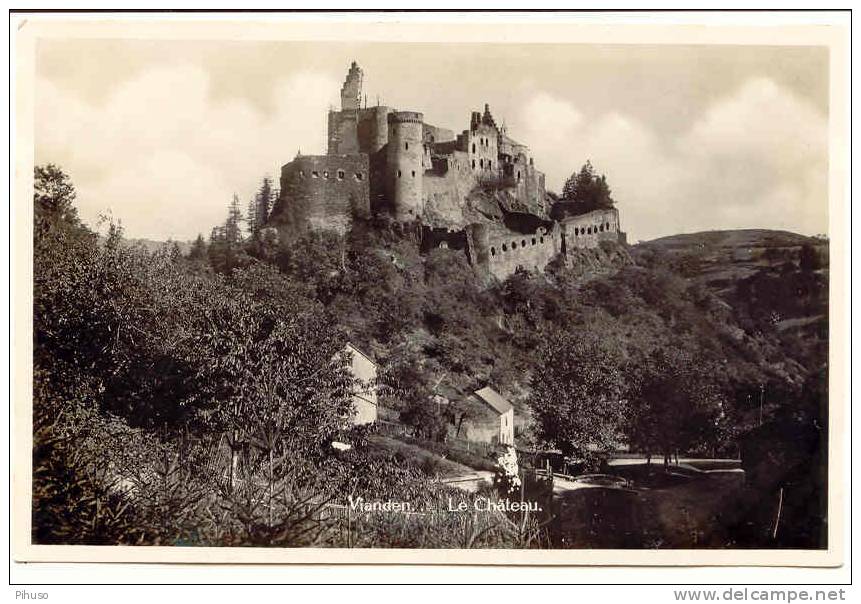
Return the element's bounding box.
[340,61,363,111]
[386,111,424,221]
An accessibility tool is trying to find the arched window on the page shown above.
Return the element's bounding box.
[488,160,492,170]
[491,247,496,256]
[479,159,484,168]
[311,170,319,178]
[502,244,508,252]
[397,169,402,178]
[540,236,544,244]
[512,241,517,250]
[337,170,345,180]
[472,159,476,169]
[405,142,409,150]
[532,238,536,245]
[323,171,329,179]
[517,171,521,181]
[574,227,579,236]
[472,143,476,153]
[299,170,305,178]
[355,172,364,180]
[411,170,416,178]
[522,240,526,247]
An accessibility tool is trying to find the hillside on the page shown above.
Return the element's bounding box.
[636,229,826,293]
[80,221,828,454]
[632,229,828,376]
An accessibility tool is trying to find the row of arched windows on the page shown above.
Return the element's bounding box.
[489,235,547,257]
[300,169,363,181]
[573,221,614,236]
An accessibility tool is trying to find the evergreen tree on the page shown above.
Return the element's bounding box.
[207,225,226,271]
[256,177,273,232]
[246,197,257,238]
[225,194,243,248]
[561,160,615,212]
[207,196,247,274]
[188,234,207,261]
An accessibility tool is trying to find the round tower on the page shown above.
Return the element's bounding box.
[387,111,424,221]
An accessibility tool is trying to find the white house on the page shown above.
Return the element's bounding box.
[467,386,515,446]
[344,342,378,425]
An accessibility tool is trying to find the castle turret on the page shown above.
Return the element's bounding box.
[387,111,424,221]
[340,61,363,111]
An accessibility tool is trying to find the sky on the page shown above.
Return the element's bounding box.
[35,39,829,242]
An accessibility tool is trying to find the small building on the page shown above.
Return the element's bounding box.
[344,342,378,425]
[464,386,515,446]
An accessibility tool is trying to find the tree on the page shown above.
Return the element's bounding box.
[624,347,727,465]
[208,195,247,273]
[188,234,207,261]
[246,177,275,240]
[527,332,627,463]
[561,160,615,212]
[184,265,356,488]
[225,194,243,249]
[400,399,448,441]
[246,197,258,237]
[256,177,273,233]
[34,164,87,237]
[562,161,592,201]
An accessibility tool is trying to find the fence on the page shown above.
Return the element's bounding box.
[375,419,409,437]
[374,420,500,457]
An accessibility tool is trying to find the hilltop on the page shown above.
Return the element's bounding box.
[635,229,827,294]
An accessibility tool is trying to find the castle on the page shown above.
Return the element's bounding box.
[271,62,624,279]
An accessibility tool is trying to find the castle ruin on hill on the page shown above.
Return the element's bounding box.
[270,62,625,279]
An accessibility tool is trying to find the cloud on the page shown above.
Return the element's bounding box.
[36,64,339,240]
[515,77,828,241]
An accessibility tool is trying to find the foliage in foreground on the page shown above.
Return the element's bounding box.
[31,165,544,548]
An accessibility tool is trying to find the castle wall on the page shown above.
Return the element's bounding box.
[328,110,360,155]
[465,122,499,184]
[387,111,425,221]
[468,223,561,280]
[422,151,476,227]
[276,154,370,234]
[423,123,455,145]
[357,106,392,153]
[340,62,363,110]
[559,208,621,250]
[508,164,545,211]
[420,225,468,253]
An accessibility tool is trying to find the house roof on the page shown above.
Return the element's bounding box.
[344,342,377,367]
[473,386,513,415]
[434,383,463,402]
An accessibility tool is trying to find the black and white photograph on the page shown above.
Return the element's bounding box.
[11,11,849,569]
